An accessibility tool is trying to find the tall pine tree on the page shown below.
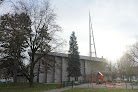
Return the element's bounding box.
[67,31,81,81]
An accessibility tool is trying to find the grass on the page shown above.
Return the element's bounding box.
[0,82,58,92]
[63,88,138,92]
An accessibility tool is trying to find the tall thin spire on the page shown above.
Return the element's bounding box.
[89,12,92,59]
[89,12,97,59]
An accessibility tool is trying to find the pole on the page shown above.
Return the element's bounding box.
[132,81,133,89]
[89,12,92,59]
[72,80,73,88]
[61,81,62,88]
[125,81,127,89]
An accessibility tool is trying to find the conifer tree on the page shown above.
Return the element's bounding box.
[0,13,31,83]
[67,31,81,81]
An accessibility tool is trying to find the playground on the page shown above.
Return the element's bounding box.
[89,72,138,89]
[63,88,138,92]
[42,72,138,92]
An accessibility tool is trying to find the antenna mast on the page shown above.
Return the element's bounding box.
[89,12,97,59]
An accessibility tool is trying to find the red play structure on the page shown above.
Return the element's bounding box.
[90,72,113,85]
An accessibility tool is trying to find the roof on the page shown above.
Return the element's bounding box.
[48,52,106,62]
[28,49,106,62]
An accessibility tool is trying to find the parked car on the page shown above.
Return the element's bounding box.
[0,78,13,83]
[0,78,7,83]
[7,78,13,82]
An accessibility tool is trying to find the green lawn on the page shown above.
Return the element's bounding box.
[0,82,58,92]
[63,88,138,92]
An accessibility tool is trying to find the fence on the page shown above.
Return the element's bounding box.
[60,80,90,88]
[60,80,138,89]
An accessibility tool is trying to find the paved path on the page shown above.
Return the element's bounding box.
[42,86,72,92]
[42,83,138,92]
[42,84,92,92]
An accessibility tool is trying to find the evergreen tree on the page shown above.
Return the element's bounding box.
[0,13,31,83]
[67,31,81,81]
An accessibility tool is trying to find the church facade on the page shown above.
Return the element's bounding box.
[33,52,107,83]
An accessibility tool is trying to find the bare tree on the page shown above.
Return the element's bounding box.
[126,42,138,79]
[35,55,55,83]
[11,0,64,87]
[127,42,138,63]
[117,53,135,81]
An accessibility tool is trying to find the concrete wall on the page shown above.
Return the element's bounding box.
[34,55,107,83]
[54,56,62,83]
[39,73,46,83]
[84,60,107,80]
[62,57,69,81]
[17,76,27,82]
[78,59,85,81]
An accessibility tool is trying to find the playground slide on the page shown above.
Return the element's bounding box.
[90,78,96,84]
[101,77,113,85]
[90,72,114,85]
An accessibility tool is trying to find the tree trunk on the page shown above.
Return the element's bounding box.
[13,68,17,83]
[13,59,17,83]
[53,62,55,83]
[68,76,70,82]
[122,74,124,80]
[29,65,34,87]
[84,60,86,81]
[29,54,35,87]
[29,78,33,87]
[37,61,40,83]
[61,58,63,82]
[45,69,47,83]
[45,61,48,83]
[75,77,78,81]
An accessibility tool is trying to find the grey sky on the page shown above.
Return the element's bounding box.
[0,0,138,62]
[51,0,138,61]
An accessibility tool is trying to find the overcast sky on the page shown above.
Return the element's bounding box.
[50,0,138,62]
[1,0,138,62]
